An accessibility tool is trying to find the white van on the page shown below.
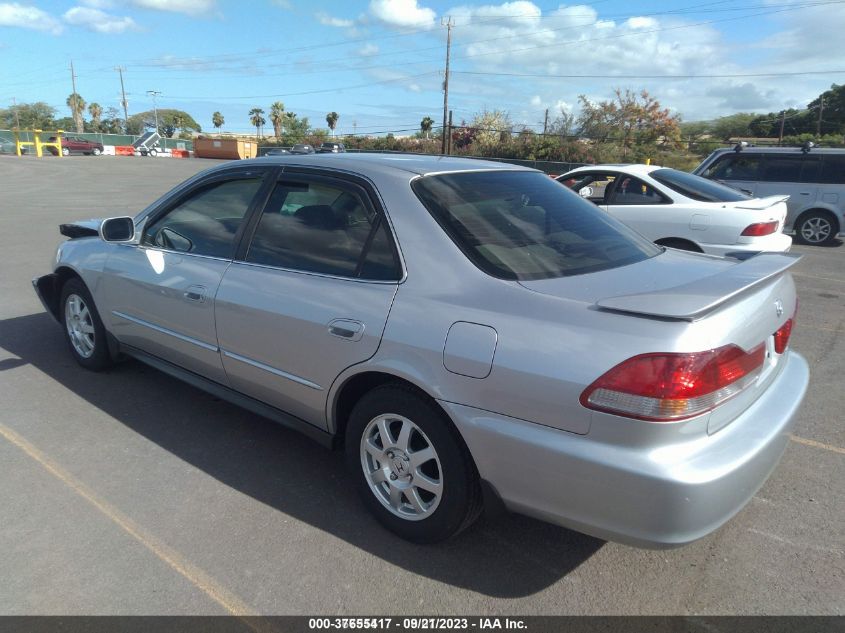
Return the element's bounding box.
[693,146,845,245]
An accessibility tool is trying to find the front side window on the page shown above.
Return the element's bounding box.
[704,155,762,181]
[607,175,667,205]
[245,180,400,280]
[142,177,262,258]
[412,171,660,281]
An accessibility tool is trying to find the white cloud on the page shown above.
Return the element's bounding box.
[129,0,214,15]
[63,6,138,33]
[357,42,379,56]
[315,10,353,28]
[530,95,542,107]
[0,2,63,34]
[369,0,436,28]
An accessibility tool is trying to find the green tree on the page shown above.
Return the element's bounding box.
[0,101,56,129]
[87,102,103,132]
[326,111,339,136]
[709,112,758,141]
[420,116,434,139]
[212,111,225,133]
[808,84,845,135]
[127,109,201,136]
[269,102,285,139]
[249,107,266,139]
[66,92,86,134]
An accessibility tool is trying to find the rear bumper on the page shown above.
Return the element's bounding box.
[442,350,809,548]
[701,232,793,258]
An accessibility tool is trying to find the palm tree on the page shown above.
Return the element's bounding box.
[248,107,266,139]
[420,116,434,139]
[88,102,102,132]
[326,111,339,136]
[269,101,285,140]
[212,111,224,133]
[66,92,86,133]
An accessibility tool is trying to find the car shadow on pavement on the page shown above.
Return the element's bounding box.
[0,312,604,598]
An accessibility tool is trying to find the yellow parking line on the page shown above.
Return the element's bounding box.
[0,422,257,619]
[789,433,845,455]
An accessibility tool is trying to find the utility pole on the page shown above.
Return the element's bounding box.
[447,110,453,155]
[778,110,785,145]
[147,90,162,135]
[817,96,825,137]
[11,97,20,128]
[543,108,549,136]
[69,60,80,133]
[440,16,454,155]
[115,66,129,132]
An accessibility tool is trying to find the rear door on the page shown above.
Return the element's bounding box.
[102,167,274,384]
[754,154,821,228]
[214,171,401,429]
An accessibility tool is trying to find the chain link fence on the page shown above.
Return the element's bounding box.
[0,129,193,151]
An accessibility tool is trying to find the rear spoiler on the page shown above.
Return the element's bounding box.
[596,253,802,321]
[732,195,789,211]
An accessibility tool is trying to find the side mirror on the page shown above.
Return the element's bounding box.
[100,217,135,242]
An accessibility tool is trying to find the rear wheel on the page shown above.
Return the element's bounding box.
[60,278,113,371]
[794,211,837,245]
[346,385,482,543]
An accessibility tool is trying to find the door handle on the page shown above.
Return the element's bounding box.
[328,319,364,341]
[799,192,812,195]
[183,285,207,303]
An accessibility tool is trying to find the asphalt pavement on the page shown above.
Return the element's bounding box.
[0,155,842,615]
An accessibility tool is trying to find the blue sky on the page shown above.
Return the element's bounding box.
[1,0,844,135]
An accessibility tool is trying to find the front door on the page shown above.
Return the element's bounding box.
[102,170,270,384]
[214,173,402,429]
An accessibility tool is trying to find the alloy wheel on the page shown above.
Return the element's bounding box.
[64,293,95,358]
[800,216,832,244]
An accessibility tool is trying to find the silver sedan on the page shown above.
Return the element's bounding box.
[33,154,809,546]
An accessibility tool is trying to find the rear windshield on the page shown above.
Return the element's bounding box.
[651,168,750,203]
[412,171,660,281]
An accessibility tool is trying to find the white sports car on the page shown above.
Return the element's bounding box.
[557,164,792,258]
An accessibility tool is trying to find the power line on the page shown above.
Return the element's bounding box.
[453,69,845,79]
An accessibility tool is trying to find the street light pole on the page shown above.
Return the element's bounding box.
[146,90,162,135]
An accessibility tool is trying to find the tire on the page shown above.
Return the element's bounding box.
[92,147,102,156]
[655,238,703,253]
[346,384,483,543]
[61,147,70,156]
[149,148,158,157]
[60,278,113,371]
[794,211,837,246]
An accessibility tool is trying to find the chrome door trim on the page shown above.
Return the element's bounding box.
[221,349,324,391]
[111,310,219,352]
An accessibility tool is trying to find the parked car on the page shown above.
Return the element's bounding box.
[557,164,792,258]
[0,137,27,154]
[33,154,808,547]
[263,148,291,156]
[289,143,315,154]
[318,142,346,153]
[47,136,104,156]
[693,145,845,245]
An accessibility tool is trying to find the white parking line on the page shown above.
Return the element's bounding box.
[789,433,845,455]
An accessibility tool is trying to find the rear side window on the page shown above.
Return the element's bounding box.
[759,156,806,183]
[651,168,750,202]
[245,180,400,280]
[412,171,660,281]
[142,178,262,258]
[818,155,845,184]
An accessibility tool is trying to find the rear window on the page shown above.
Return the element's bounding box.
[411,171,660,281]
[650,168,750,202]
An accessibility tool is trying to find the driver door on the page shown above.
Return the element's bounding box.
[101,168,273,384]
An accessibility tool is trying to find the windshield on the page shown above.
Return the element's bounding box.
[650,168,751,203]
[412,171,660,281]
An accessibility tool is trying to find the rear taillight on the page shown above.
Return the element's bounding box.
[741,221,778,236]
[773,319,793,354]
[580,344,766,422]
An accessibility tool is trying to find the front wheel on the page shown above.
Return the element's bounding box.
[346,385,482,543]
[61,147,70,156]
[60,278,113,371]
[795,212,837,245]
[92,147,102,156]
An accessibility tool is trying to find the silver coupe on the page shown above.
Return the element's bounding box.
[33,154,809,546]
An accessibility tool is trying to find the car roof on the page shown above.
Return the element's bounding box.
[709,146,845,156]
[563,164,662,177]
[233,152,535,177]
